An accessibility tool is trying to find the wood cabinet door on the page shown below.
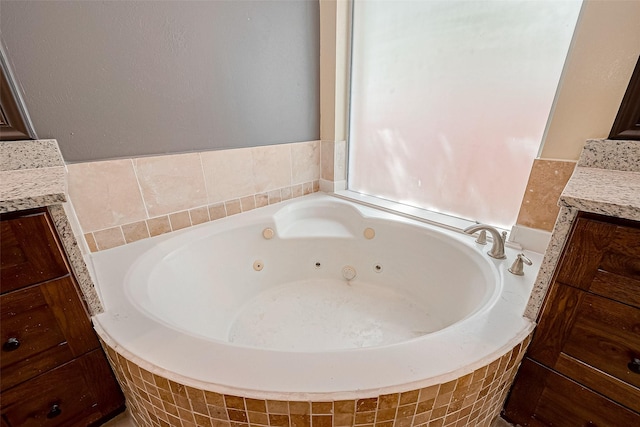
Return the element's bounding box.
[1,277,100,390]
[527,283,640,413]
[0,350,124,427]
[1,210,69,294]
[504,214,640,425]
[554,215,640,300]
[0,59,32,141]
[504,358,640,427]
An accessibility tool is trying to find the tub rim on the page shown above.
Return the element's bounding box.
[123,199,501,352]
[91,193,540,400]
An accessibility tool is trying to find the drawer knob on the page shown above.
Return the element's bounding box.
[2,337,20,352]
[47,404,62,419]
[629,357,640,374]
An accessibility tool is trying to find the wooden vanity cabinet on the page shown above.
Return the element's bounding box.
[503,212,640,426]
[0,208,124,426]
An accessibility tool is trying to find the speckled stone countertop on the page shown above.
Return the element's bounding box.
[560,167,640,220]
[0,139,103,314]
[0,139,66,213]
[524,139,640,320]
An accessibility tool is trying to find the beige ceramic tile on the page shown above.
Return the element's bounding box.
[147,216,171,237]
[240,196,256,212]
[303,182,313,195]
[201,148,255,204]
[252,144,292,193]
[225,199,242,216]
[516,159,576,231]
[169,211,191,230]
[94,227,125,250]
[334,141,347,181]
[67,160,147,232]
[281,186,292,201]
[255,193,269,208]
[321,141,335,181]
[135,153,207,217]
[103,333,525,427]
[268,189,282,205]
[292,184,304,198]
[189,206,210,225]
[84,233,98,252]
[122,220,150,243]
[291,141,321,184]
[208,203,226,221]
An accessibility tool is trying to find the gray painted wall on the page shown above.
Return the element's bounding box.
[0,0,319,162]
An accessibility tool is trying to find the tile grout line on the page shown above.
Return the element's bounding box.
[130,157,151,220]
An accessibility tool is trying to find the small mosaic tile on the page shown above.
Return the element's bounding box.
[148,215,172,237]
[241,196,257,212]
[225,199,242,216]
[100,332,531,427]
[169,210,191,231]
[94,226,126,250]
[268,189,282,205]
[190,206,211,225]
[256,193,270,208]
[123,220,150,243]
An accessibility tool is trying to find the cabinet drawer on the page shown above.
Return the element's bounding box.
[0,277,99,390]
[563,291,640,390]
[555,215,640,307]
[503,358,640,427]
[1,349,124,427]
[529,283,640,409]
[0,210,68,294]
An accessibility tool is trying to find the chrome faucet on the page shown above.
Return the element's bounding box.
[463,224,506,259]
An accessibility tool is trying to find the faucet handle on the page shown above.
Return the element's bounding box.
[475,229,487,245]
[508,253,532,276]
[463,224,506,259]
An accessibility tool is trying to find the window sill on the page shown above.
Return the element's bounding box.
[329,189,549,253]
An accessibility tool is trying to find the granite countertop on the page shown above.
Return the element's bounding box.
[525,139,640,320]
[563,138,640,221]
[0,139,67,213]
[560,166,640,221]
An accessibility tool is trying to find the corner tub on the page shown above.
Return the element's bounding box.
[91,193,542,426]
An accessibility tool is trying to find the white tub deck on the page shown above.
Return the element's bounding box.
[91,194,541,400]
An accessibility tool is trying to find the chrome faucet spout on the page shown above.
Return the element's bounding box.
[463,224,506,259]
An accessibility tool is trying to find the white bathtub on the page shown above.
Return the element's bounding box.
[91,193,541,401]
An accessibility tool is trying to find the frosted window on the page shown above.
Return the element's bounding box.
[348,0,582,229]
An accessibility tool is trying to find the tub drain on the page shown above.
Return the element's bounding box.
[342,265,357,281]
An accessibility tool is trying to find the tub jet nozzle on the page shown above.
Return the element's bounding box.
[342,265,357,281]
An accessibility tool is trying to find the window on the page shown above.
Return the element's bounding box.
[348,0,582,229]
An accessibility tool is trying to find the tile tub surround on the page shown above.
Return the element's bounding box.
[0,139,104,314]
[524,139,640,320]
[102,333,532,427]
[67,141,321,252]
[515,158,576,232]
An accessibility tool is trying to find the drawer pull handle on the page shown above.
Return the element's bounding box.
[629,357,640,374]
[47,404,62,419]
[2,337,20,352]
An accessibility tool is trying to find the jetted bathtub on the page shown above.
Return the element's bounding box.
[91,193,542,426]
